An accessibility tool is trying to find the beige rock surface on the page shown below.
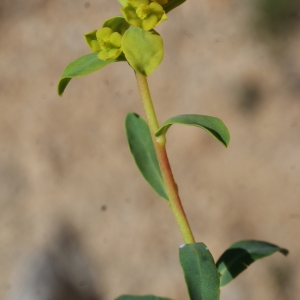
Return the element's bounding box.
[0,0,300,299]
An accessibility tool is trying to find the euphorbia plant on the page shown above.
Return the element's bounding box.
[58,1,288,299]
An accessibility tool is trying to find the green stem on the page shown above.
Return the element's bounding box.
[135,71,195,244]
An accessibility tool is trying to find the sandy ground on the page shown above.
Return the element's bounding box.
[1,0,300,299]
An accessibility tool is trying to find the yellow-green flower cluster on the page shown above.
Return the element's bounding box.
[96,28,122,60]
[84,0,168,61]
[121,0,168,31]
[84,28,123,61]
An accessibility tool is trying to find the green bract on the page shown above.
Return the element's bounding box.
[118,0,128,6]
[102,16,130,35]
[121,0,168,31]
[84,30,101,52]
[122,27,164,76]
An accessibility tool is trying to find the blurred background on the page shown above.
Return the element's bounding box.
[0,0,300,299]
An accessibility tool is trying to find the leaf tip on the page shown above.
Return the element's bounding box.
[57,82,64,97]
[57,77,71,97]
[280,248,289,256]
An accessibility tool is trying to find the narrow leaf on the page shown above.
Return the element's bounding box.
[163,0,186,13]
[125,113,168,200]
[122,28,164,76]
[58,53,124,96]
[155,114,230,147]
[216,240,289,287]
[180,243,220,300]
[116,296,172,300]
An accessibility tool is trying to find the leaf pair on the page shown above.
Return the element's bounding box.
[114,245,218,300]
[179,240,288,300]
[125,112,230,201]
[116,241,288,300]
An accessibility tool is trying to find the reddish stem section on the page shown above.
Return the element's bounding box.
[135,71,195,244]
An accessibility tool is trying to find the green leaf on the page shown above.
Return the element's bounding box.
[155,114,230,147]
[102,16,130,35]
[163,0,186,13]
[122,27,164,76]
[115,296,172,300]
[216,240,289,287]
[180,243,220,300]
[125,113,168,200]
[58,53,125,96]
